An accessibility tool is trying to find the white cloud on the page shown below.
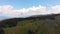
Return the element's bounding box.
[0,5,60,18]
[50,5,60,14]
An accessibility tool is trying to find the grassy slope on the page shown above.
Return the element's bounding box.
[4,16,60,34]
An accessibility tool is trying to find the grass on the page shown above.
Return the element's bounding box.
[3,17,60,34]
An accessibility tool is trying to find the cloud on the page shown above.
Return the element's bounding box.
[49,5,60,14]
[0,5,60,18]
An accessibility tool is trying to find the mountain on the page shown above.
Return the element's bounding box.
[0,13,60,28]
[0,13,60,34]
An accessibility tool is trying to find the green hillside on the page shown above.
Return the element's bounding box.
[3,15,60,34]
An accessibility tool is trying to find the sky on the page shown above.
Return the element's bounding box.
[0,0,60,9]
[0,0,60,19]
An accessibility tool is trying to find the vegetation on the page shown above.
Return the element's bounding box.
[0,15,60,34]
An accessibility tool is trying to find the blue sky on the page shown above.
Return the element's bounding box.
[0,0,60,9]
[0,0,60,19]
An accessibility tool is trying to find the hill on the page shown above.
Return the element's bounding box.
[0,14,60,34]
